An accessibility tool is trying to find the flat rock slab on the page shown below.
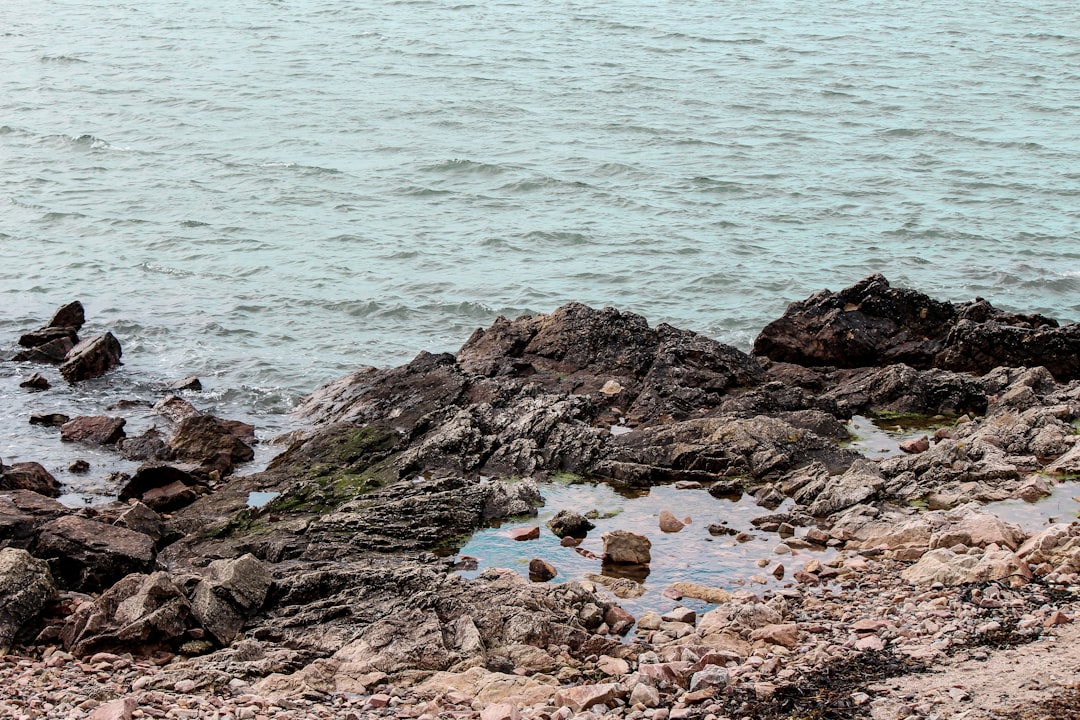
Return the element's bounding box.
[60,415,126,445]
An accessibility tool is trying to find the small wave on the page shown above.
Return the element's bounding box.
[40,55,86,63]
[522,230,588,246]
[393,185,453,196]
[180,220,209,227]
[420,158,508,176]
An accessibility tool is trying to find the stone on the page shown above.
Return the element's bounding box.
[899,436,930,454]
[60,415,126,445]
[665,582,731,604]
[117,427,173,462]
[69,459,90,474]
[34,515,156,592]
[659,509,685,533]
[169,414,255,464]
[662,606,696,625]
[19,372,50,390]
[553,683,621,712]
[60,332,123,382]
[596,655,630,676]
[0,462,61,497]
[547,509,595,538]
[602,530,652,565]
[0,548,56,653]
[47,300,86,331]
[89,697,136,720]
[749,623,799,649]
[901,548,1032,586]
[638,661,693,687]
[689,665,730,693]
[528,558,557,582]
[14,336,75,364]
[153,395,201,423]
[855,635,885,652]
[119,464,203,511]
[604,606,635,635]
[630,682,661,708]
[169,376,203,391]
[509,526,540,541]
[29,412,70,427]
[480,704,521,720]
[19,326,80,350]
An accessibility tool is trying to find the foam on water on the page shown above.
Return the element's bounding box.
[2,0,1079,499]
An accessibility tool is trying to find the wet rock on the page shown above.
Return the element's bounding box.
[658,509,685,533]
[153,395,201,424]
[169,414,255,464]
[34,515,156,592]
[601,529,652,565]
[117,427,174,462]
[0,490,69,550]
[60,415,126,445]
[0,462,61,497]
[169,376,203,391]
[509,526,540,541]
[0,547,56,653]
[13,336,76,364]
[119,464,203,512]
[112,501,167,544]
[804,461,885,517]
[899,436,930,454]
[68,459,90,474]
[548,509,595,538]
[29,412,71,427]
[60,332,123,382]
[19,372,50,390]
[528,558,557,582]
[47,300,86,331]
[755,274,1079,379]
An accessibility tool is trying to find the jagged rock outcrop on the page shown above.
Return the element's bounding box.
[754,274,1080,380]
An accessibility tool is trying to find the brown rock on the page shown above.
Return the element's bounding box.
[19,372,51,390]
[0,462,61,497]
[749,623,799,649]
[29,412,70,427]
[119,463,200,504]
[602,529,652,565]
[553,683,622,712]
[47,301,86,331]
[89,697,136,720]
[68,459,90,474]
[117,427,173,462]
[528,558,557,582]
[638,661,693,687]
[899,436,930,454]
[34,515,156,592]
[509,526,540,541]
[659,509,685,533]
[19,326,79,350]
[1044,611,1071,626]
[153,395,201,424]
[60,332,123,382]
[603,606,635,635]
[60,415,126,445]
[0,548,57,653]
[169,414,255,464]
[168,376,203,391]
[547,509,595,538]
[480,704,521,720]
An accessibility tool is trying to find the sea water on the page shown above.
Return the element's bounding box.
[2,0,1078,498]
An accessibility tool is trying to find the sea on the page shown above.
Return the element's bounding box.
[2,0,1079,504]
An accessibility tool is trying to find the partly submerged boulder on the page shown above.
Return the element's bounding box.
[60,332,123,382]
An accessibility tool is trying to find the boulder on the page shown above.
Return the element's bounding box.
[658,509,685,532]
[169,376,203,391]
[552,683,622,713]
[34,515,156,592]
[19,372,51,390]
[0,547,56,653]
[13,336,75,364]
[547,509,595,538]
[901,548,1032,586]
[61,571,193,657]
[153,395,201,424]
[19,325,80,349]
[29,412,70,427]
[189,554,272,645]
[0,490,69,550]
[602,530,651,565]
[119,464,202,507]
[60,332,123,382]
[169,415,254,464]
[47,300,86,331]
[0,462,61,497]
[117,428,173,462]
[755,275,1080,380]
[60,415,126,445]
[509,526,540,541]
[528,558,557,582]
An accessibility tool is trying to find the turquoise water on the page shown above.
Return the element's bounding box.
[2,1,1079,494]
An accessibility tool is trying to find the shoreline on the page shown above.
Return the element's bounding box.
[2,274,1080,719]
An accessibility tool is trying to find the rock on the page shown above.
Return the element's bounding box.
[659,509,685,533]
[88,697,136,720]
[60,415,126,445]
[528,558,557,582]
[901,548,1032,586]
[19,326,80,350]
[509,526,540,541]
[689,665,730,692]
[754,274,1080,380]
[169,414,255,464]
[855,635,885,652]
[29,412,70,427]
[117,427,173,462]
[805,462,884,516]
[34,515,156,592]
[899,436,930,454]
[547,509,595,538]
[0,548,56,653]
[480,704,521,720]
[665,582,731,604]
[119,464,203,511]
[927,508,1027,551]
[552,683,621,712]
[0,490,69,550]
[596,655,630,676]
[68,459,90,474]
[630,682,661,708]
[61,571,193,657]
[604,606,635,635]
[169,376,203,391]
[749,623,799,649]
[662,607,697,625]
[189,554,272,645]
[13,336,75,364]
[112,501,167,543]
[0,462,61,497]
[47,300,86,331]
[153,395,201,424]
[19,372,50,390]
[60,332,123,382]
[602,529,652,565]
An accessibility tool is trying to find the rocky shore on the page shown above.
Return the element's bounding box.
[2,275,1079,720]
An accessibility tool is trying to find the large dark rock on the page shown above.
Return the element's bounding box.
[17,326,79,349]
[60,415,126,445]
[0,548,57,653]
[117,427,174,461]
[754,274,1080,380]
[13,336,74,364]
[34,515,156,593]
[169,415,255,464]
[119,464,204,512]
[0,491,68,550]
[60,332,123,382]
[47,300,85,331]
[0,462,61,498]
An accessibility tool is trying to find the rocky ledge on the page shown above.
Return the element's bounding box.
[2,275,1080,720]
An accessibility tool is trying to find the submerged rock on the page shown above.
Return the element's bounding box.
[60,332,123,382]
